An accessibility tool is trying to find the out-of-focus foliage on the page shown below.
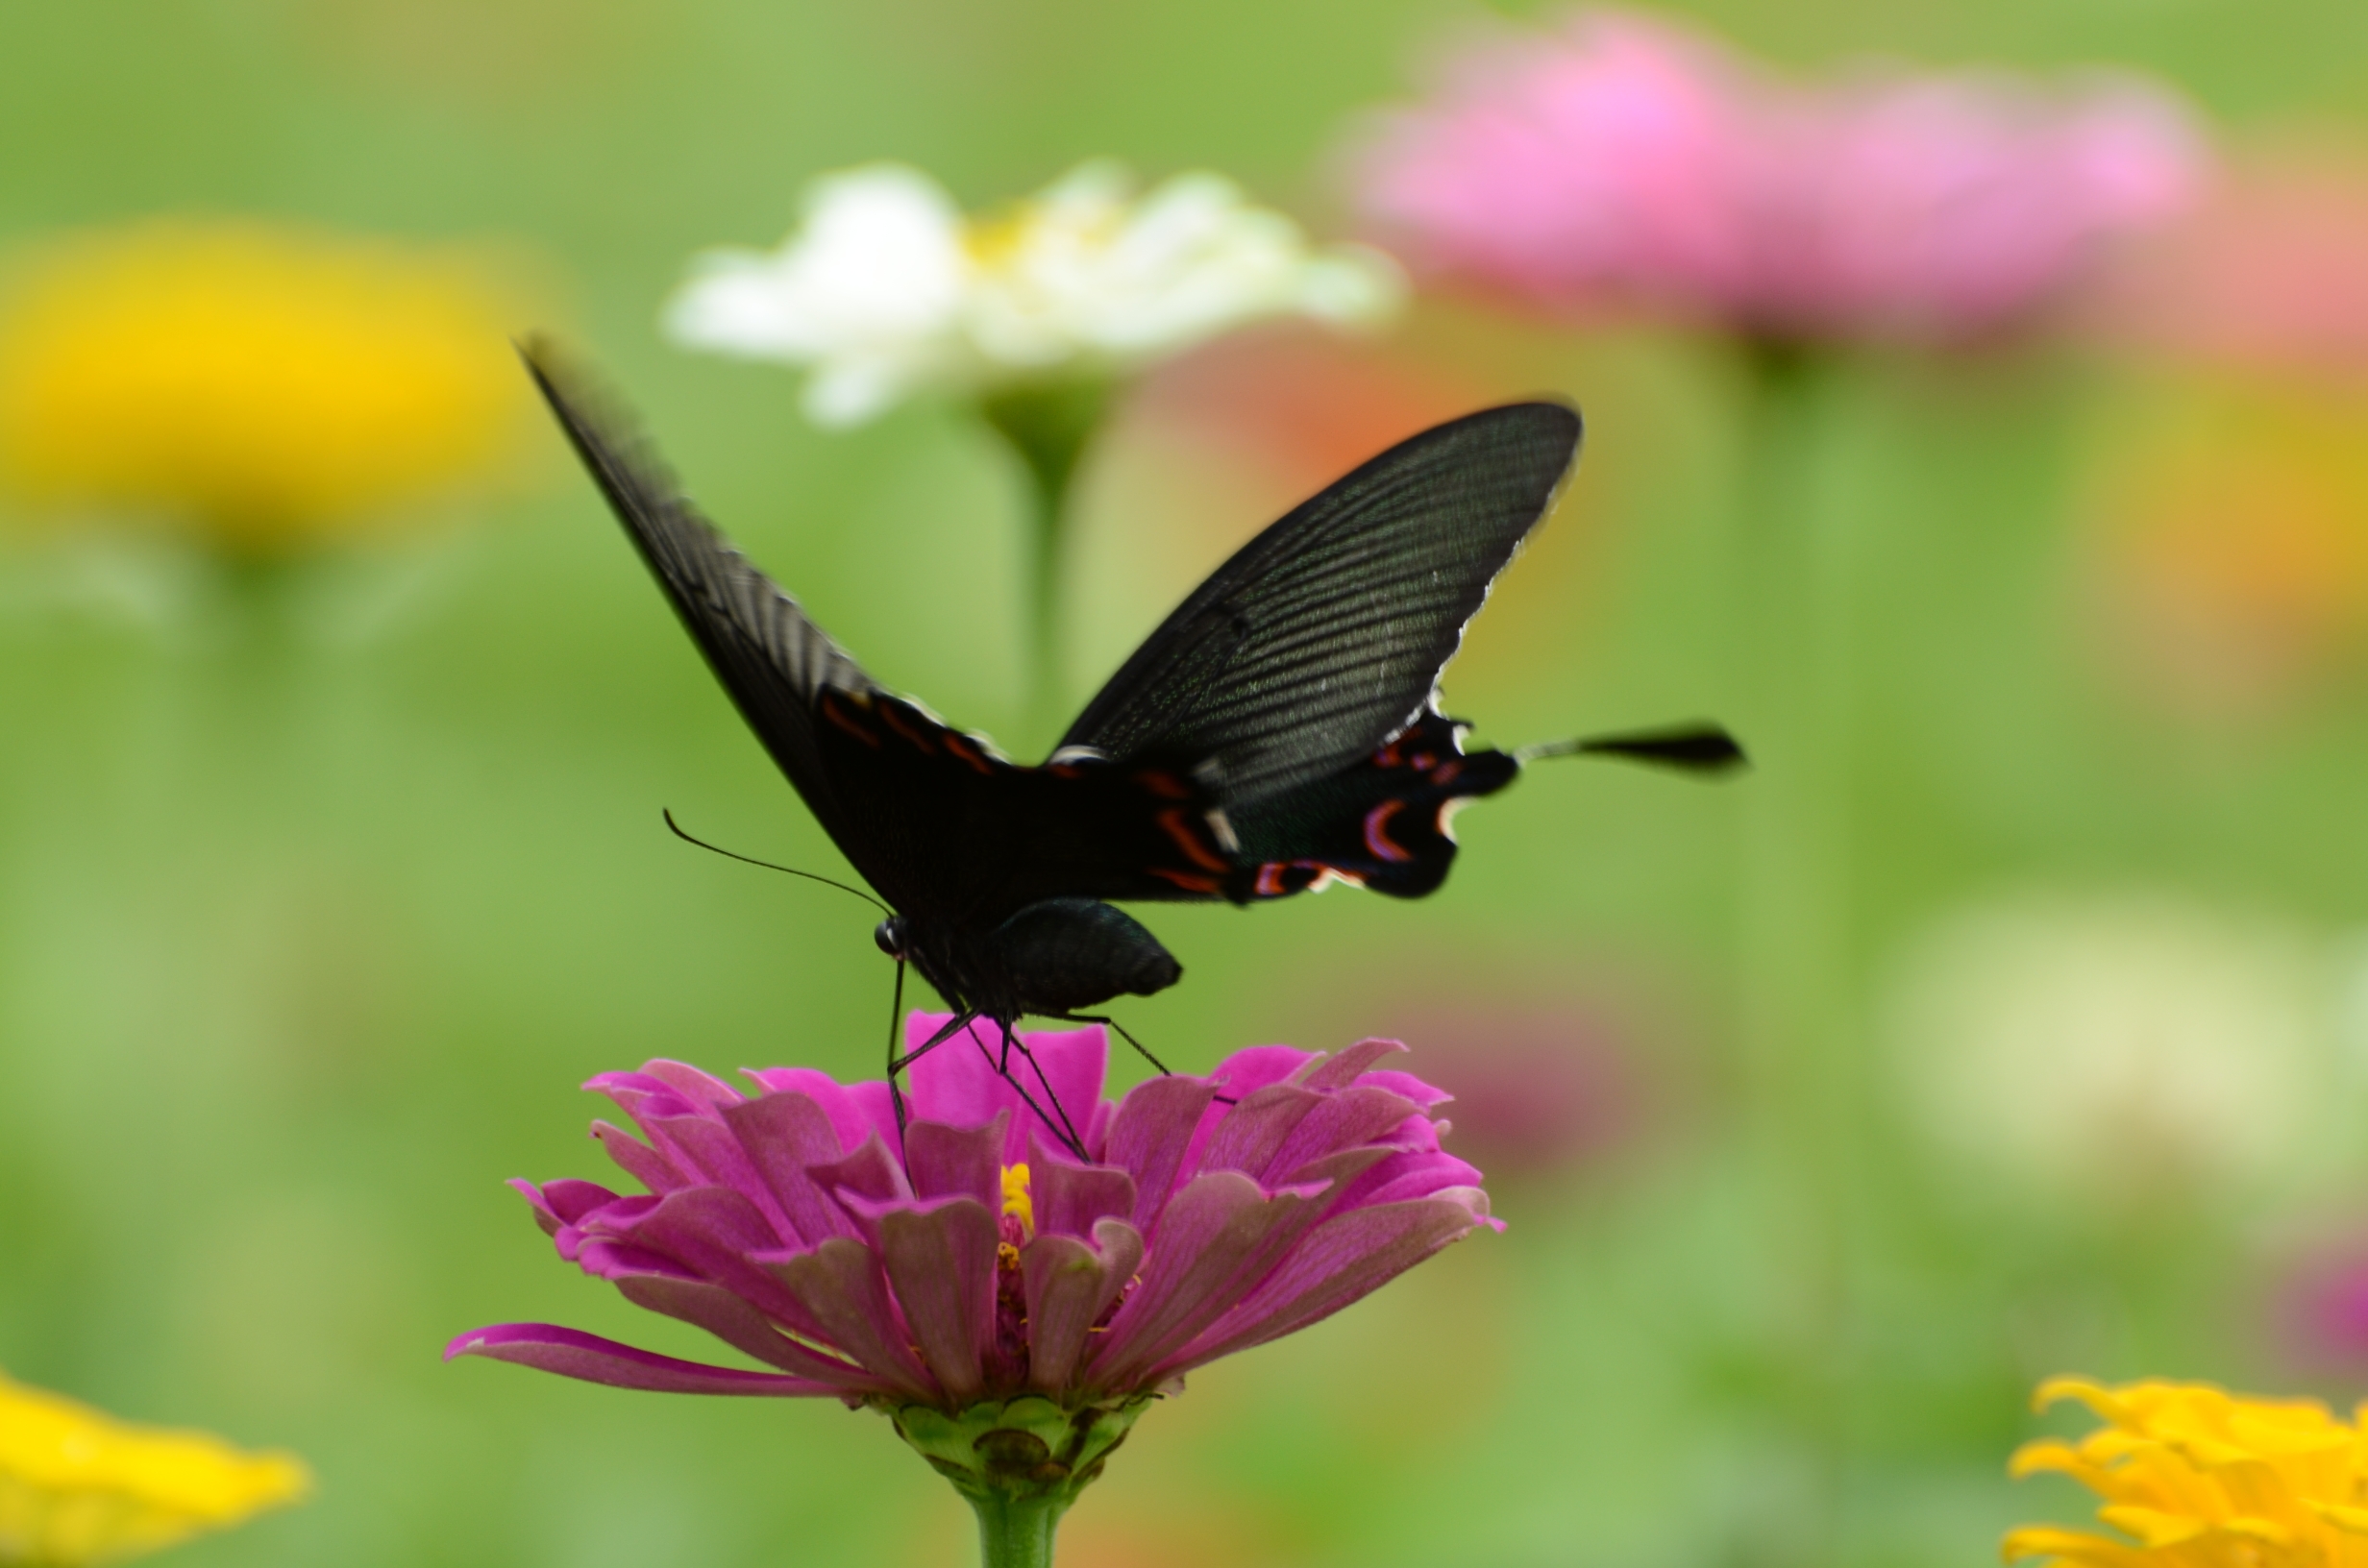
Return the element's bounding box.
[6,3,2368,1568]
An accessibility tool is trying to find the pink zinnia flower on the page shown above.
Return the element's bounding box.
[1353,9,2206,345]
[449,1015,1492,1525]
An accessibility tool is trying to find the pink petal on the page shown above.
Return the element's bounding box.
[445,1323,835,1397]
[904,1013,1108,1163]
[764,1236,941,1405]
[717,1091,861,1248]
[1102,1074,1220,1236]
[591,1119,691,1195]
[1027,1137,1138,1239]
[610,1273,884,1392]
[1022,1218,1146,1396]
[1085,1169,1333,1393]
[869,1197,999,1406]
[741,1066,884,1156]
[903,1115,1006,1209]
[1146,1192,1492,1382]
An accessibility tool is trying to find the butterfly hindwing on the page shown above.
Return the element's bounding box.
[1221,712,1522,900]
[1057,402,1580,811]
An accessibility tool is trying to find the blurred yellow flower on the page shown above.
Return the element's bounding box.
[0,1369,308,1565]
[2007,1376,2368,1568]
[0,218,528,552]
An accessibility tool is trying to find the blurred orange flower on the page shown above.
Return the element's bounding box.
[0,218,531,553]
[2084,370,2368,711]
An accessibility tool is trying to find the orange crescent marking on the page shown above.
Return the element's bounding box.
[876,704,937,753]
[1254,863,1290,898]
[1134,771,1192,800]
[939,734,996,776]
[821,695,883,747]
[1363,799,1415,863]
[1432,760,1464,785]
[1148,868,1225,895]
[1157,808,1231,872]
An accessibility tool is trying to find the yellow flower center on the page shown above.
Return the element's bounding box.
[1001,1162,1033,1236]
[961,208,1036,271]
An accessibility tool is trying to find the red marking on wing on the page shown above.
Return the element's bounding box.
[1157,809,1231,872]
[939,733,996,776]
[1254,863,1290,897]
[1135,771,1192,800]
[1048,764,1083,779]
[1363,799,1414,863]
[876,704,938,753]
[820,694,882,747]
[1149,868,1226,895]
[1432,760,1464,785]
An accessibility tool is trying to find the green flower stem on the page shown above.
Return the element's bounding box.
[967,1491,1064,1568]
[1731,339,1857,1563]
[886,1394,1150,1568]
[977,380,1112,747]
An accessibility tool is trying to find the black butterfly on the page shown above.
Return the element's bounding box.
[523,341,1740,1147]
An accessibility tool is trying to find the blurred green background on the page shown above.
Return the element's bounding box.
[8,1,2368,1565]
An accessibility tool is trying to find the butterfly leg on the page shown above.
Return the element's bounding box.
[992,1018,1091,1162]
[890,1008,979,1141]
[1046,1014,1243,1106]
[1045,1013,1173,1076]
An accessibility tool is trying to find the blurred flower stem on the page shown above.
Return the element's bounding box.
[1732,338,1857,1558]
[978,378,1110,733]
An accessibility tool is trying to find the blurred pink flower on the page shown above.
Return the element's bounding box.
[2084,142,2368,379]
[1383,1002,1645,1175]
[1353,9,2207,345]
[2279,1239,2368,1369]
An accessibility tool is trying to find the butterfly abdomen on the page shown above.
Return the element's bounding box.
[905,898,1181,1020]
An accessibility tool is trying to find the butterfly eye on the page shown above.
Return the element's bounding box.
[874,918,906,958]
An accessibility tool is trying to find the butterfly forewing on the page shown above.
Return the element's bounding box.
[518,343,906,899]
[1058,402,1580,810]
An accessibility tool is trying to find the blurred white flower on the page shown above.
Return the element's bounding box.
[665,161,1406,426]
[1884,889,2337,1211]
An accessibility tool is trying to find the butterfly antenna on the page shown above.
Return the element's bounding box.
[1516,723,1748,775]
[662,810,891,913]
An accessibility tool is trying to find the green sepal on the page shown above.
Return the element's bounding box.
[883,1393,1152,1510]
